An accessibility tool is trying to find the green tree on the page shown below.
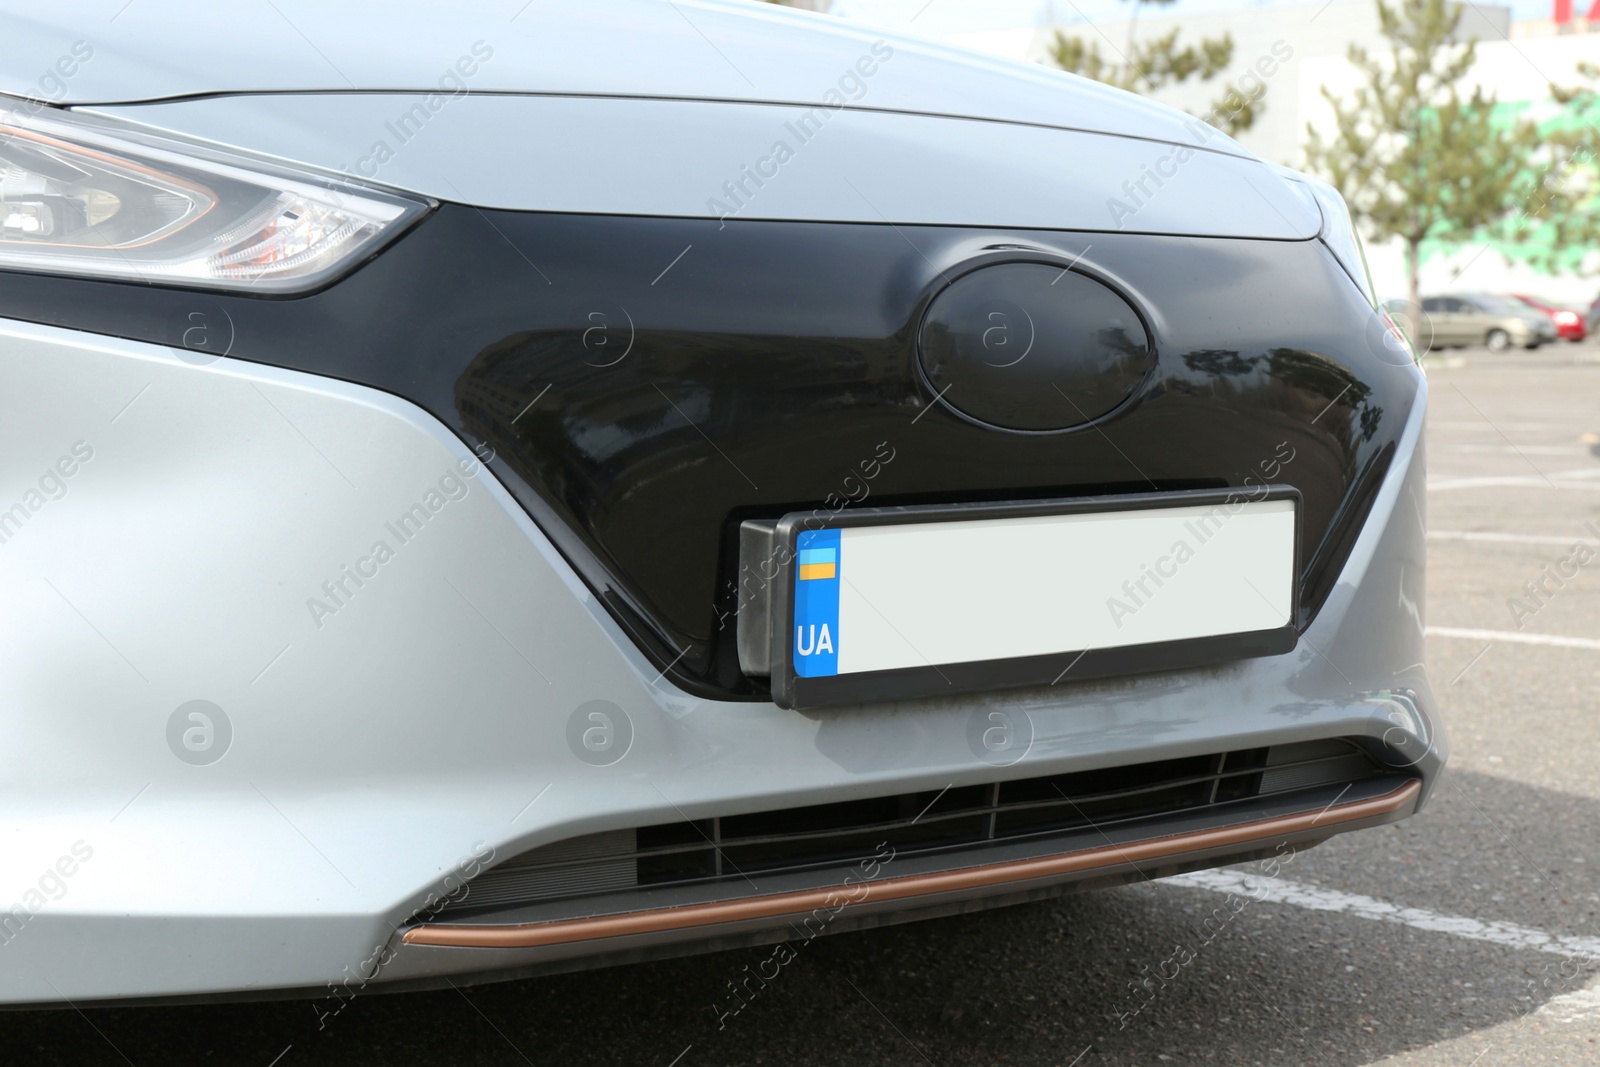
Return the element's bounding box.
[1303,0,1541,329]
[1048,2,1259,136]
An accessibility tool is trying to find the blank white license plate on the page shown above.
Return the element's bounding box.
[788,495,1297,682]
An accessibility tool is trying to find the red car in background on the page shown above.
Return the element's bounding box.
[1513,294,1587,341]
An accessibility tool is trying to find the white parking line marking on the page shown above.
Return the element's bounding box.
[1432,420,1590,432]
[1430,467,1600,492]
[1426,626,1600,651]
[1540,981,1600,1023]
[1429,530,1594,546]
[1437,444,1590,455]
[1429,477,1600,492]
[1168,870,1600,959]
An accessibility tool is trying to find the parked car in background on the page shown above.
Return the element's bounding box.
[1382,297,1424,349]
[1415,293,1556,351]
[1512,293,1586,342]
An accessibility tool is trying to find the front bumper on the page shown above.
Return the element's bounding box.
[0,316,1438,1005]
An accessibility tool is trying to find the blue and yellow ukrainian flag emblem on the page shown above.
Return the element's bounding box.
[793,529,840,677]
[798,546,837,581]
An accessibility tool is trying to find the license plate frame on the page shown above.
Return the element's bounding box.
[740,487,1301,709]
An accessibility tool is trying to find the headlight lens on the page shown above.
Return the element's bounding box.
[1301,176,1377,309]
[1556,310,1579,325]
[0,106,430,292]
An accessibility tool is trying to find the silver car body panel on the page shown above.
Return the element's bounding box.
[0,0,1244,153]
[79,93,1320,235]
[0,316,1435,1004]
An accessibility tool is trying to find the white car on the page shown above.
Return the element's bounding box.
[0,0,1440,1005]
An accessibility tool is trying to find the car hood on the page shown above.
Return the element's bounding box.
[0,0,1248,155]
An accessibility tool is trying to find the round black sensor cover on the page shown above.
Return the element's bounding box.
[918,263,1154,432]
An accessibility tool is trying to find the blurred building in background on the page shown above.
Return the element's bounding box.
[939,0,1600,306]
[946,1,1508,167]
[1301,19,1599,303]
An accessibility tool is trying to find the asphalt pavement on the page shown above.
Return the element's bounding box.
[6,344,1600,1066]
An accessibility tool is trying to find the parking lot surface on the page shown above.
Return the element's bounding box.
[6,346,1600,1066]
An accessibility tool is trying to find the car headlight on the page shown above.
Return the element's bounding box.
[1299,176,1376,309]
[0,105,430,293]
[1556,310,1579,325]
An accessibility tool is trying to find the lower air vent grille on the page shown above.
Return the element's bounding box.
[443,737,1385,916]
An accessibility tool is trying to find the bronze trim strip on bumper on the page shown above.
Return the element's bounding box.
[403,778,1421,949]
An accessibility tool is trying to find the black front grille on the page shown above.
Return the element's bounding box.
[442,738,1385,916]
[0,214,1411,698]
